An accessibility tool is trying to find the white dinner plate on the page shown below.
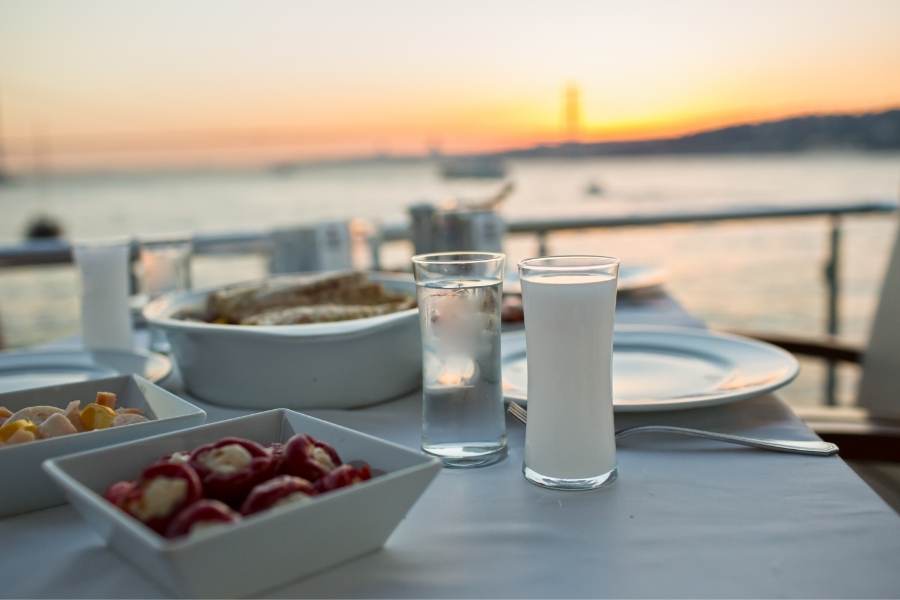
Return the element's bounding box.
[502,326,798,412]
[503,264,665,295]
[0,349,172,394]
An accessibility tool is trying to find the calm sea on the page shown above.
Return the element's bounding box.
[1,152,897,405]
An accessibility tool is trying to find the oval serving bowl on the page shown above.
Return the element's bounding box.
[143,272,421,410]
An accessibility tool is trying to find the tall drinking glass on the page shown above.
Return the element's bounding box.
[138,241,192,297]
[412,252,507,468]
[138,240,192,353]
[74,240,134,351]
[518,255,619,490]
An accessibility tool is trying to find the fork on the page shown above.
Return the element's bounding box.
[506,401,838,457]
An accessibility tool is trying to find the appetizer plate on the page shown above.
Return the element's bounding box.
[504,264,665,295]
[44,409,441,598]
[0,375,205,517]
[502,326,799,412]
[0,348,172,394]
[144,272,421,409]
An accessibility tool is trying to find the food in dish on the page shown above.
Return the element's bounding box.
[240,475,317,516]
[0,392,149,447]
[501,295,524,322]
[316,464,373,493]
[165,500,241,538]
[181,271,416,325]
[280,433,342,481]
[111,462,203,535]
[104,433,372,538]
[188,437,276,507]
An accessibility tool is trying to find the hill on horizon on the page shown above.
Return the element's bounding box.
[490,108,900,159]
[4,107,899,179]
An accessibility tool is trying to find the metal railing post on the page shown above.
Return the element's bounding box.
[368,233,383,271]
[824,215,842,406]
[537,231,549,256]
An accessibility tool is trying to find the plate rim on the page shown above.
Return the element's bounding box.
[502,324,799,412]
[0,347,173,387]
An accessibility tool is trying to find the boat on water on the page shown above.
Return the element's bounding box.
[439,156,507,179]
[584,180,605,197]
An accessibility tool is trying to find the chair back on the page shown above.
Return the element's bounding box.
[858,219,900,418]
[269,222,353,275]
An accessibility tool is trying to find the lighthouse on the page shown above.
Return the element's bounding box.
[564,83,582,142]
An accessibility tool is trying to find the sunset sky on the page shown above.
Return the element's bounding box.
[1,0,900,171]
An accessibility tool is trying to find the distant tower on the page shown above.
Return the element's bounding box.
[0,86,7,182]
[563,83,582,142]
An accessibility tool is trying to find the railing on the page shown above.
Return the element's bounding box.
[1,199,896,404]
[0,229,274,267]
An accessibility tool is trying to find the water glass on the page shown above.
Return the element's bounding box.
[138,241,192,352]
[74,240,134,351]
[139,241,192,296]
[518,255,619,490]
[412,252,507,468]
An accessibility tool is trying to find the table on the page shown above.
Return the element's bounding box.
[2,293,899,598]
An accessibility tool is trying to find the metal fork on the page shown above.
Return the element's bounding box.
[506,401,838,456]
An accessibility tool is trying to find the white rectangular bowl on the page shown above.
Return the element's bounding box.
[43,409,441,598]
[0,375,205,517]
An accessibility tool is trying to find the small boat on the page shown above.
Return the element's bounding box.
[24,214,64,240]
[268,161,302,176]
[585,180,605,197]
[439,156,507,179]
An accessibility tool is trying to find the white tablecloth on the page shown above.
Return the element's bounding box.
[2,294,899,598]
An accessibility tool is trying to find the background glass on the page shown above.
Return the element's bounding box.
[138,241,192,353]
[519,255,619,490]
[74,241,133,351]
[412,252,507,468]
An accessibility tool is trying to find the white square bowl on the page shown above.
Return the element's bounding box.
[43,409,441,598]
[0,374,206,517]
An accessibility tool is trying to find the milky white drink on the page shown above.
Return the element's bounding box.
[74,242,133,351]
[521,270,617,487]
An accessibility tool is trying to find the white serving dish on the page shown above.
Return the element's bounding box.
[44,409,441,598]
[0,375,205,517]
[143,272,422,409]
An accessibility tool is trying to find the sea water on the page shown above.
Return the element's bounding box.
[417,278,506,466]
[521,273,618,485]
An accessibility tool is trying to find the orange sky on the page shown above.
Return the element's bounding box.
[1,0,899,171]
